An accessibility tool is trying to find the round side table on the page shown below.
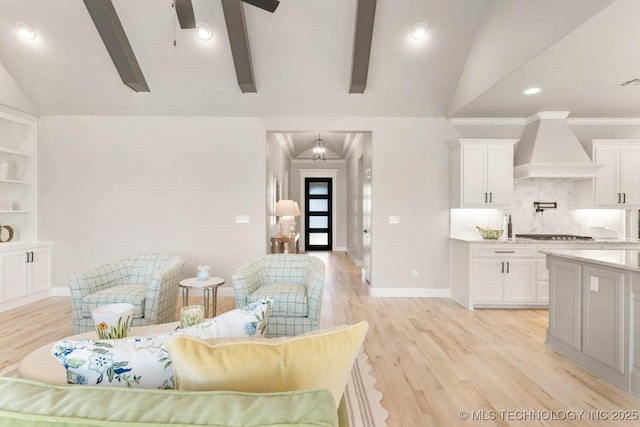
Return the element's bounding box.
[179,277,225,318]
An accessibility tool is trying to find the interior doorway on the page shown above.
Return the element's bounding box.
[304,177,332,251]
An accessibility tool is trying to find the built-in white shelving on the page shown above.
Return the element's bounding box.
[0,146,32,157]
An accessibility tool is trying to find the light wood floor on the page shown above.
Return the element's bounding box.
[2,251,640,426]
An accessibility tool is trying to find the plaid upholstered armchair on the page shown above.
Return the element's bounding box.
[70,254,185,333]
[232,254,325,337]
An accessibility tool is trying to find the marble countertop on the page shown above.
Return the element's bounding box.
[450,236,640,245]
[540,249,640,272]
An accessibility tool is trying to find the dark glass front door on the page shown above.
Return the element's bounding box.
[305,178,332,251]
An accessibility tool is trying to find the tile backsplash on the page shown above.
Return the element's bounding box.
[451,179,625,238]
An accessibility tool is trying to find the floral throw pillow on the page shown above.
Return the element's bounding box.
[51,298,272,389]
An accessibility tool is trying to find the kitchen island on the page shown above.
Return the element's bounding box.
[542,249,640,396]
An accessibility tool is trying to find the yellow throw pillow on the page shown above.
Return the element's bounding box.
[167,321,368,407]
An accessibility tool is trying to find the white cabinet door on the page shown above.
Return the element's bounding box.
[594,145,620,206]
[0,251,28,302]
[461,145,488,206]
[29,246,52,294]
[503,258,536,303]
[486,145,513,207]
[472,258,503,303]
[619,145,640,205]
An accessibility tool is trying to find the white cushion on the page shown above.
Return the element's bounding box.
[51,298,272,389]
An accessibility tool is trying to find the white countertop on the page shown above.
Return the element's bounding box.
[540,249,640,272]
[450,236,640,245]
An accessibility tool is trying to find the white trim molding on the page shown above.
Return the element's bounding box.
[298,168,340,251]
[567,117,640,126]
[368,287,452,298]
[448,117,527,126]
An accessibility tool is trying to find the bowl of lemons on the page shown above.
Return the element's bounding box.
[476,226,504,240]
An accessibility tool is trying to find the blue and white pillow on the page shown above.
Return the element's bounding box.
[52,298,272,389]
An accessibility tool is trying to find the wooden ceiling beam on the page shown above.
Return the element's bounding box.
[222,0,257,93]
[350,0,377,94]
[175,0,196,29]
[83,0,150,92]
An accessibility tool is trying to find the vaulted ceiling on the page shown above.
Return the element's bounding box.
[0,0,638,122]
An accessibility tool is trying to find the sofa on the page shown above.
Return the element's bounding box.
[232,254,325,337]
[70,254,185,333]
[0,377,347,427]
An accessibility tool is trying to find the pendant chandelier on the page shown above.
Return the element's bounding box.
[312,133,326,162]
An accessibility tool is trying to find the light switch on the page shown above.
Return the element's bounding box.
[235,215,250,223]
[590,276,599,292]
[389,216,400,224]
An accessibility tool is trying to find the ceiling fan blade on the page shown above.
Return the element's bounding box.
[240,0,279,13]
[175,0,196,28]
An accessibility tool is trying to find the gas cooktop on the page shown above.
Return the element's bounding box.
[516,234,594,241]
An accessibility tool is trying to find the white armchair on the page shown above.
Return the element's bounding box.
[70,254,185,333]
[232,254,325,337]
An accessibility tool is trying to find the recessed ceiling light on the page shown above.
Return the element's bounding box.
[16,21,36,40]
[411,22,429,40]
[196,23,212,41]
[523,87,541,95]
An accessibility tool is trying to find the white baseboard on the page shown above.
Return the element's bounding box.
[346,250,363,267]
[333,246,348,252]
[51,287,70,297]
[368,287,452,298]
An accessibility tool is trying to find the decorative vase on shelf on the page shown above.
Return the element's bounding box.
[0,161,9,180]
[197,265,210,281]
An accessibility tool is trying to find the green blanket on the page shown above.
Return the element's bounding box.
[0,377,338,427]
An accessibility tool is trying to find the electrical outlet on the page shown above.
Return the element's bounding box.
[235,215,250,223]
[411,269,418,278]
[590,276,599,292]
[389,216,400,224]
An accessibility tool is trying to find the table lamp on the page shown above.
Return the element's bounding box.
[275,200,301,236]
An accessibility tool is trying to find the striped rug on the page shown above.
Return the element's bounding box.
[345,351,389,427]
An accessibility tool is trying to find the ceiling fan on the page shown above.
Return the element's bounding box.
[175,0,279,29]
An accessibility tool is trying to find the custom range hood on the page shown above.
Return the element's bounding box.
[514,111,599,179]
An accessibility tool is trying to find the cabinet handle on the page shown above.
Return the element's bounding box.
[484,192,488,203]
[501,261,505,273]
[506,261,510,273]
[623,193,626,204]
[30,252,34,263]
[25,252,30,263]
[489,192,493,203]
[494,250,515,254]
[618,193,621,203]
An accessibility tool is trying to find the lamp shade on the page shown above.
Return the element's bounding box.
[275,200,301,217]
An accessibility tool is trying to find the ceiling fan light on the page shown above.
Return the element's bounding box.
[196,22,213,41]
[411,22,428,40]
[16,21,36,40]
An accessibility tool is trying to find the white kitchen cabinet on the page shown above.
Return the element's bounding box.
[0,243,53,311]
[449,139,518,208]
[593,140,640,207]
[472,247,536,306]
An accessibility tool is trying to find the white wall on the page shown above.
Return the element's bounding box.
[38,116,458,297]
[38,116,267,291]
[265,133,291,249]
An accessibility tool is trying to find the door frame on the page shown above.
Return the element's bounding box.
[298,169,339,251]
